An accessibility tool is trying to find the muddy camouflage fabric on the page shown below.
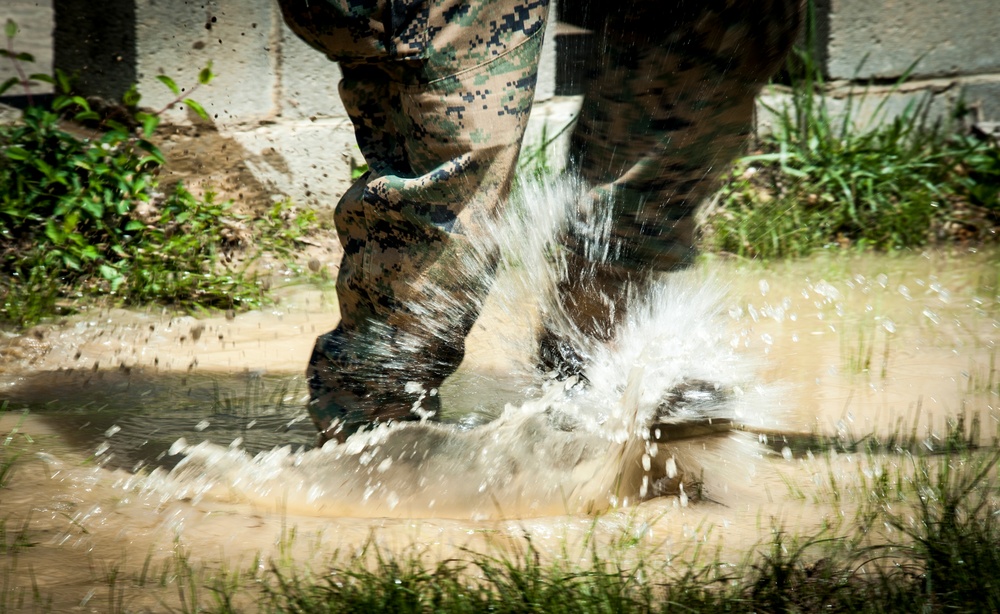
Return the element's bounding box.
[553,0,803,342]
[278,0,550,440]
[278,0,802,441]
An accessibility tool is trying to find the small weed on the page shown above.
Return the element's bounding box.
[701,0,1000,260]
[253,199,318,262]
[963,350,998,395]
[517,118,575,183]
[841,322,892,379]
[0,515,37,556]
[880,446,1000,610]
[0,402,32,488]
[170,545,204,614]
[0,20,318,327]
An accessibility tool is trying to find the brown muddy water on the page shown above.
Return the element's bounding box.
[1,237,998,611]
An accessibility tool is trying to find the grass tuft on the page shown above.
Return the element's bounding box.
[700,2,1000,260]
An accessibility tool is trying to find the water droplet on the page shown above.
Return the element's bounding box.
[104,425,121,438]
[922,309,941,325]
[404,381,424,395]
[195,420,210,431]
[665,456,677,479]
[169,438,188,455]
[759,280,769,296]
[898,285,912,300]
[781,446,793,461]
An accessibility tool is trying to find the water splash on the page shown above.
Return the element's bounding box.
[134,176,780,519]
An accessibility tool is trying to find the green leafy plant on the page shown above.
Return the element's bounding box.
[0,20,307,325]
[952,134,1000,212]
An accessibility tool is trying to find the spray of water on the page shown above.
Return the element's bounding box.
[136,176,784,519]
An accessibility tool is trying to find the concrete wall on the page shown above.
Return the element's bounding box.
[3,0,999,211]
[801,0,1000,128]
[4,0,569,211]
[821,0,1000,81]
[1,1,54,96]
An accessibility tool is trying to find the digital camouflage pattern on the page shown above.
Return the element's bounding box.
[278,0,802,441]
[278,0,550,440]
[553,0,804,342]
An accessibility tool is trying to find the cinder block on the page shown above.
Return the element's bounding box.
[227,119,359,212]
[53,0,278,125]
[957,78,1000,122]
[278,21,347,121]
[521,95,581,174]
[2,0,54,95]
[756,75,1000,138]
[135,0,277,125]
[533,0,558,103]
[755,87,940,137]
[823,0,1000,80]
[53,0,136,100]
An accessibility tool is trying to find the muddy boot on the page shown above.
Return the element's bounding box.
[648,379,734,443]
[536,328,589,382]
[307,322,463,445]
[537,249,649,380]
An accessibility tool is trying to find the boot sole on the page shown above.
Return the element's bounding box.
[648,418,734,442]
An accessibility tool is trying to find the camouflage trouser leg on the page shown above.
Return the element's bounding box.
[553,0,803,341]
[278,0,550,440]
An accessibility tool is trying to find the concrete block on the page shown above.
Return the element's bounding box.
[53,0,278,125]
[824,0,1000,80]
[277,21,347,121]
[755,87,942,137]
[1,0,54,95]
[226,119,359,212]
[755,75,1000,138]
[533,0,558,103]
[53,0,136,100]
[957,78,1000,122]
[135,0,277,126]
[521,95,581,174]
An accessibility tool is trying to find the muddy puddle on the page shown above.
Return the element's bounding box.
[0,184,997,611]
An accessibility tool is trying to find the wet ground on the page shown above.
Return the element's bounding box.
[0,243,997,611]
